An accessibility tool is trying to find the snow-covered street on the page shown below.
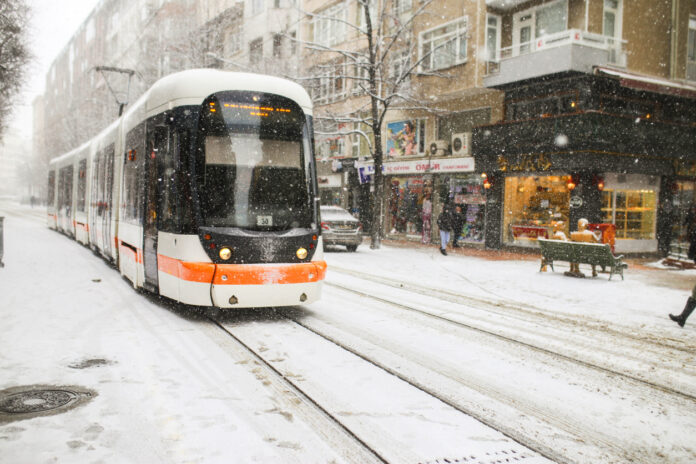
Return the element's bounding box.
[1,201,695,463]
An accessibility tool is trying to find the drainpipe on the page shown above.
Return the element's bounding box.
[585,0,589,33]
[670,0,680,79]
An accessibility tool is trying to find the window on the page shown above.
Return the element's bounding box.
[251,0,264,15]
[313,2,347,47]
[356,0,377,29]
[603,0,621,38]
[602,189,656,240]
[688,16,696,81]
[503,175,572,246]
[225,23,243,55]
[512,0,567,55]
[312,61,347,104]
[394,0,412,16]
[249,38,263,65]
[77,159,87,212]
[486,14,501,62]
[420,17,468,71]
[273,34,283,58]
[47,171,55,207]
[390,49,411,81]
[536,0,567,36]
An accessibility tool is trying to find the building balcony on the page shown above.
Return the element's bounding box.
[484,29,627,88]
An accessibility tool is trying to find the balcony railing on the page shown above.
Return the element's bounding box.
[486,29,627,75]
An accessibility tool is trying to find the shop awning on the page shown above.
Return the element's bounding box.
[595,66,696,99]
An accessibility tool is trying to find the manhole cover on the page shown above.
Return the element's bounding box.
[0,386,96,423]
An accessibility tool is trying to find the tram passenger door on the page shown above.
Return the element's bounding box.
[143,126,167,291]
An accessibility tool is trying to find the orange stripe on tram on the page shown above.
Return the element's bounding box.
[156,254,327,286]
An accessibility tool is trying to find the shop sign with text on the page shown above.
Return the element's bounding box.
[356,157,475,183]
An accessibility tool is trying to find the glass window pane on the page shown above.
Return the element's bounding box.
[536,0,567,36]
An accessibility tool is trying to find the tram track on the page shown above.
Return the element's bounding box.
[329,265,695,355]
[328,266,696,398]
[209,311,558,464]
[282,281,696,463]
[204,314,388,464]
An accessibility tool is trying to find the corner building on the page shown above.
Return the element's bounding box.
[474,0,696,255]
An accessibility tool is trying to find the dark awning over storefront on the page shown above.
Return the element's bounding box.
[473,111,696,175]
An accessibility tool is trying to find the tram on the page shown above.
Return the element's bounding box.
[47,69,327,308]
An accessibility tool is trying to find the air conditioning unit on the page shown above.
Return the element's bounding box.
[429,140,449,156]
[451,132,471,156]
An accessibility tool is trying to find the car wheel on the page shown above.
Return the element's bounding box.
[346,245,358,252]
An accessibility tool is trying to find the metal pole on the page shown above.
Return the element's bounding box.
[0,216,5,267]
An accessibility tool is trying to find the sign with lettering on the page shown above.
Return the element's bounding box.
[356,157,475,180]
[497,153,552,172]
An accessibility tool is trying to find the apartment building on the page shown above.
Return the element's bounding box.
[304,0,503,244]
[37,0,199,162]
[304,0,696,254]
[475,0,696,254]
[198,0,301,76]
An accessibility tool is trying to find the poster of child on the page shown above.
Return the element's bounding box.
[387,120,417,157]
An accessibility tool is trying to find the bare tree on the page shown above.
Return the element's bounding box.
[302,0,440,249]
[0,0,30,139]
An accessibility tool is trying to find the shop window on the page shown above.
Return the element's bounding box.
[503,175,571,246]
[670,181,696,257]
[602,189,656,239]
[388,176,434,237]
[448,175,486,243]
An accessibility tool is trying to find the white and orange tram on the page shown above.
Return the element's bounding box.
[47,69,327,308]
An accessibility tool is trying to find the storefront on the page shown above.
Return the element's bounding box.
[474,73,696,254]
[497,172,661,252]
[357,157,485,245]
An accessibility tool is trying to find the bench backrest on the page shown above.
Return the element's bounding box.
[538,238,615,265]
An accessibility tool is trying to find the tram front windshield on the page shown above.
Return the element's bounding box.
[196,93,313,231]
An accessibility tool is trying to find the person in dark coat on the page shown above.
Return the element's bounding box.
[452,205,466,247]
[437,204,455,255]
[669,283,696,328]
[687,206,696,263]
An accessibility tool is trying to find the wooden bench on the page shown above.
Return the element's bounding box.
[537,238,628,280]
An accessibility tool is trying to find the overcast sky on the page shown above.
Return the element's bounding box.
[11,0,100,138]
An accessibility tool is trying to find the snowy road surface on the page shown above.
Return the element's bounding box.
[0,201,694,463]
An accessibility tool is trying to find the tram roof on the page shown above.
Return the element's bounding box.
[142,69,313,118]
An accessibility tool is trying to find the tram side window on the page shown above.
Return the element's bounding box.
[47,171,55,208]
[158,131,180,232]
[123,125,146,224]
[58,166,73,213]
[77,159,87,212]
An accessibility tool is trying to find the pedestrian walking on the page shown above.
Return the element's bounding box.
[452,205,465,248]
[669,283,696,328]
[421,195,432,244]
[686,206,696,263]
[437,204,455,255]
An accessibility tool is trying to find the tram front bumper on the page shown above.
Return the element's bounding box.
[210,261,327,308]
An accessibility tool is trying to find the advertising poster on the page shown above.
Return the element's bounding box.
[387,120,417,157]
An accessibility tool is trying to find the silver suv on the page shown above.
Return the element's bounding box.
[320,205,362,252]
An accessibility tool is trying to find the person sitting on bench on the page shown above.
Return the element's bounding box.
[567,218,599,277]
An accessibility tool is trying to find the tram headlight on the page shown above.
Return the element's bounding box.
[296,247,308,260]
[219,247,232,260]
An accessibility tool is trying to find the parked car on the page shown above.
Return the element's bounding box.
[320,205,362,252]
